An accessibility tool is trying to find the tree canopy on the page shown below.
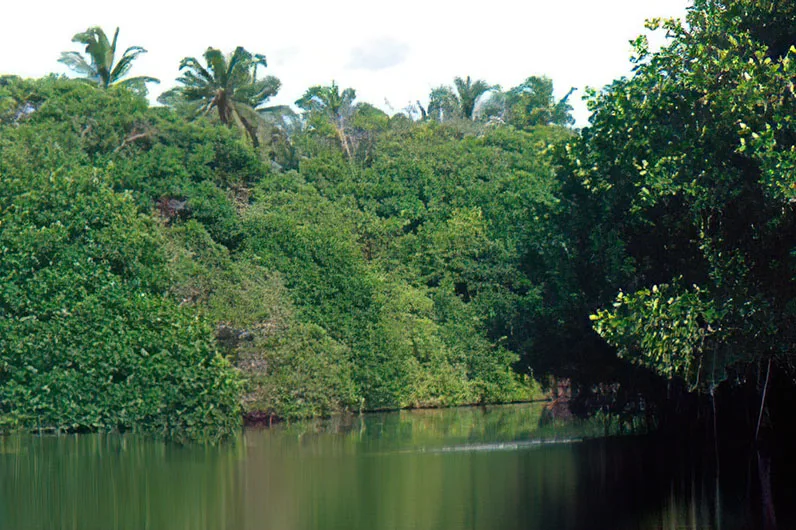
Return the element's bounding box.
[160,46,281,148]
[480,76,576,128]
[2,1,794,443]
[296,81,357,157]
[426,76,495,121]
[575,0,796,391]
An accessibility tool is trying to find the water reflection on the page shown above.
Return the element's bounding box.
[0,404,787,530]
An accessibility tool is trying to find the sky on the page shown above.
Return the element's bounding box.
[1,0,691,126]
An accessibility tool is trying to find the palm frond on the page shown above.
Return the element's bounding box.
[236,75,280,107]
[115,76,158,97]
[341,87,357,105]
[470,80,494,97]
[204,48,228,86]
[252,53,267,79]
[258,104,293,117]
[198,99,217,116]
[451,75,494,119]
[231,102,264,147]
[226,47,252,83]
[110,46,148,83]
[157,87,183,106]
[72,27,110,69]
[181,85,219,104]
[177,66,216,92]
[173,46,281,144]
[71,27,102,48]
[115,76,159,87]
[109,27,119,61]
[558,87,576,104]
[295,85,326,111]
[58,52,98,80]
[178,57,214,83]
[65,26,153,89]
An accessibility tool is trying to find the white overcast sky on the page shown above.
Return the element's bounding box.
[1,0,691,126]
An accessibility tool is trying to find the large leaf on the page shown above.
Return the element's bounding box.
[178,57,215,84]
[203,48,229,87]
[110,46,150,84]
[236,76,280,108]
[58,52,98,81]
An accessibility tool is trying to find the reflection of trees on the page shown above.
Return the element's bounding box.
[242,415,579,530]
[0,434,244,529]
[569,438,753,530]
[0,407,779,530]
[239,409,772,530]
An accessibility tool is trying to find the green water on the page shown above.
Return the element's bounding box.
[0,403,783,529]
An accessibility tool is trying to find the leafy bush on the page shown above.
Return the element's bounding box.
[0,155,241,441]
[239,323,359,420]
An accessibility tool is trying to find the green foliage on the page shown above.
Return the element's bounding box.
[373,281,474,408]
[0,76,150,160]
[277,122,563,403]
[0,77,268,251]
[431,287,532,402]
[240,323,359,420]
[163,222,358,420]
[2,44,674,434]
[427,76,495,121]
[242,184,380,340]
[11,4,795,442]
[480,76,575,128]
[296,81,358,158]
[349,103,390,163]
[296,81,357,118]
[591,282,723,388]
[161,46,281,147]
[341,124,568,365]
[0,162,240,441]
[566,0,796,386]
[426,86,460,122]
[59,26,159,95]
[232,145,543,410]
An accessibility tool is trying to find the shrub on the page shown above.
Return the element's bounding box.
[0,162,241,442]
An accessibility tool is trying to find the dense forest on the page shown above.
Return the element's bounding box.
[0,0,793,442]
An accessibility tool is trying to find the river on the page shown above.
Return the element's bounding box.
[0,403,791,529]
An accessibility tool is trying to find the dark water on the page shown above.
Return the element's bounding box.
[0,403,791,530]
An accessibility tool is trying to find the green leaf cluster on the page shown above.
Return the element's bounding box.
[570,0,796,388]
[0,115,241,440]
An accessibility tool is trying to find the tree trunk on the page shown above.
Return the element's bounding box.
[238,112,260,148]
[336,126,352,158]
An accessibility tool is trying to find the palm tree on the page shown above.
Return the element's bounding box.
[494,76,576,128]
[162,47,281,148]
[425,76,495,122]
[426,86,460,122]
[295,81,357,158]
[58,27,158,93]
[477,77,576,128]
[452,76,495,120]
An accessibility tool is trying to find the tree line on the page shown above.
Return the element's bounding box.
[0,0,793,442]
[55,26,575,150]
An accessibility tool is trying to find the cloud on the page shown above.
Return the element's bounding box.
[271,46,302,67]
[347,37,410,71]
